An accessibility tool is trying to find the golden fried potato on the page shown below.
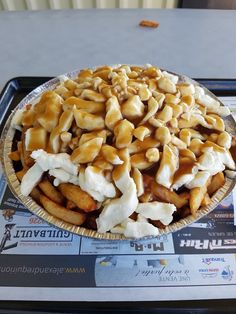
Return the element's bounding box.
[189,187,206,216]
[66,200,77,210]
[8,151,21,161]
[40,194,86,225]
[151,181,189,209]
[189,177,211,215]
[201,193,211,207]
[207,172,225,196]
[38,179,65,204]
[58,183,97,212]
[30,187,42,205]
[15,169,27,182]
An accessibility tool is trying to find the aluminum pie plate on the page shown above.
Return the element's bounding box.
[1,67,236,240]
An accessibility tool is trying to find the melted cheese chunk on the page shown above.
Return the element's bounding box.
[78,166,116,202]
[197,149,225,176]
[172,173,196,190]
[172,159,198,190]
[31,149,78,175]
[96,165,138,233]
[194,86,205,99]
[197,94,220,111]
[11,109,23,131]
[225,170,236,179]
[58,75,69,83]
[123,220,159,238]
[132,168,144,197]
[198,145,235,174]
[136,201,176,225]
[162,71,179,84]
[179,84,195,96]
[49,168,80,186]
[110,218,134,234]
[219,150,235,170]
[79,169,103,202]
[21,163,44,196]
[217,106,230,117]
[185,171,211,189]
[156,145,179,188]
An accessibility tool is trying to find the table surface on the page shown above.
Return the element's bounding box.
[0,8,236,91]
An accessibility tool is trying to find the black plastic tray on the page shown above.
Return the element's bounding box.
[1,77,236,313]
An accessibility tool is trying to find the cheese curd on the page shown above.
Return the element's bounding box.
[31,149,78,175]
[21,163,44,196]
[96,177,138,233]
[79,166,116,202]
[136,202,176,225]
[49,168,80,186]
[11,109,24,131]
[123,220,159,238]
[156,145,179,188]
[162,71,179,84]
[185,171,211,189]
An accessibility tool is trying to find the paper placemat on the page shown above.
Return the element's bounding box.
[0,97,236,302]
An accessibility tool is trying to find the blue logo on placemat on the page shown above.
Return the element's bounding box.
[221,266,233,281]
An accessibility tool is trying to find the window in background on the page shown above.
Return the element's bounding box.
[180,0,236,9]
[0,0,179,10]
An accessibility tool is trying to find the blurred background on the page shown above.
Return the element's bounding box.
[0,0,235,10]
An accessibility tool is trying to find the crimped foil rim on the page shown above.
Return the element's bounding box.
[1,66,236,240]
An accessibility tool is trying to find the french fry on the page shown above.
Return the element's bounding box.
[15,169,27,182]
[40,194,86,225]
[66,200,77,210]
[207,172,225,196]
[151,181,189,209]
[189,187,206,216]
[17,141,25,167]
[178,207,191,219]
[38,179,65,204]
[17,141,22,153]
[85,214,98,230]
[30,187,42,205]
[151,220,166,229]
[140,175,157,202]
[8,151,21,161]
[189,177,211,215]
[142,173,154,188]
[58,183,97,212]
[139,192,154,203]
[179,191,190,201]
[201,193,211,207]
